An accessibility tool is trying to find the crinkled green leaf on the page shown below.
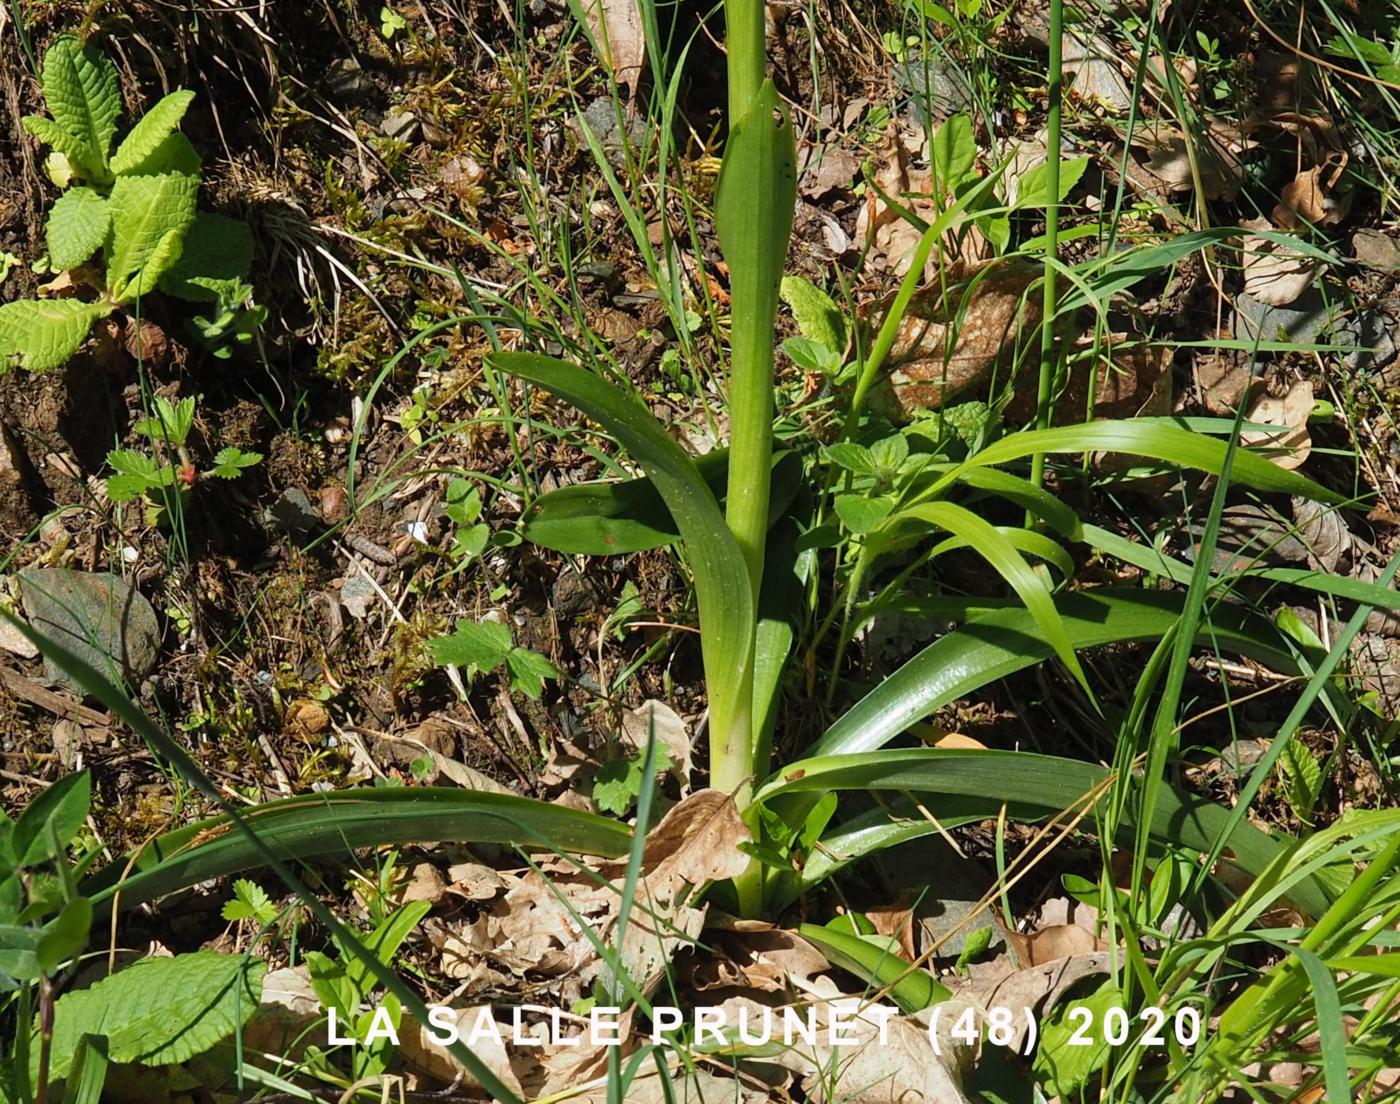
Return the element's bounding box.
[116,130,202,179]
[45,187,110,270]
[110,90,195,176]
[504,647,558,700]
[119,227,186,302]
[779,275,845,353]
[158,211,253,302]
[42,951,265,1081]
[426,619,512,679]
[38,36,120,179]
[0,299,108,373]
[104,173,198,300]
[21,115,96,178]
[132,396,196,446]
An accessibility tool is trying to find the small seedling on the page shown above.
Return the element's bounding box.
[105,395,261,525]
[442,476,489,569]
[425,618,559,699]
[221,878,278,927]
[0,35,258,373]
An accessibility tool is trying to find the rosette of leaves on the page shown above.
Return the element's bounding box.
[0,35,256,373]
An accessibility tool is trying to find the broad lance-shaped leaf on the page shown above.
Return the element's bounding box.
[82,787,632,912]
[930,419,1346,505]
[807,588,1300,761]
[45,186,110,269]
[758,749,1334,919]
[490,351,757,792]
[37,35,121,180]
[110,89,195,176]
[874,499,1089,692]
[40,951,265,1082]
[104,172,198,300]
[0,299,110,373]
[522,449,801,555]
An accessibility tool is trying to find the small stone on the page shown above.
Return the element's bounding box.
[264,488,320,538]
[381,109,418,140]
[1353,229,1400,271]
[286,699,330,735]
[18,567,160,692]
[0,611,39,659]
[896,53,974,126]
[1334,309,1397,374]
[1233,289,1334,344]
[52,719,83,768]
[340,571,377,620]
[319,485,349,524]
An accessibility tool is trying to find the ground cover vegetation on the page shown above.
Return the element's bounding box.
[1,0,1400,1100]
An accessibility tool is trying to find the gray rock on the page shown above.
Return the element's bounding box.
[887,836,1005,962]
[1334,309,1397,374]
[18,567,160,692]
[1353,229,1400,271]
[896,53,975,127]
[0,610,39,659]
[380,109,418,141]
[1233,288,1335,345]
[265,488,320,538]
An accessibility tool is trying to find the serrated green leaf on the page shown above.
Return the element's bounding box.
[824,442,876,475]
[779,275,845,352]
[132,396,195,445]
[38,36,121,179]
[158,211,253,302]
[505,648,559,700]
[104,450,168,502]
[104,172,198,300]
[207,447,261,479]
[782,336,843,376]
[110,90,195,176]
[221,879,275,924]
[426,619,512,679]
[592,755,642,816]
[45,187,110,270]
[0,299,108,373]
[42,951,265,1081]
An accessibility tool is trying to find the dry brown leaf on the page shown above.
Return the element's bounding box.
[1242,380,1314,470]
[867,898,920,961]
[703,918,831,993]
[619,699,692,790]
[241,966,322,1058]
[396,861,448,906]
[582,0,645,94]
[931,732,988,750]
[444,858,509,901]
[1273,165,1347,229]
[1125,124,1244,200]
[1242,231,1319,306]
[1005,922,1102,966]
[400,1006,525,1095]
[947,951,1110,1050]
[801,143,861,198]
[1291,495,1352,573]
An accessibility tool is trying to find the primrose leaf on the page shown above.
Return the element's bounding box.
[504,648,559,700]
[1278,741,1323,825]
[45,187,109,270]
[104,172,198,300]
[110,90,196,176]
[1017,155,1090,208]
[779,275,846,353]
[159,212,254,302]
[0,299,109,373]
[426,619,512,680]
[22,115,94,176]
[117,130,202,178]
[42,951,265,1082]
[1033,981,1122,1096]
[38,35,121,178]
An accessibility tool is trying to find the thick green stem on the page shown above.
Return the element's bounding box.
[711,0,795,814]
[1030,0,1064,493]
